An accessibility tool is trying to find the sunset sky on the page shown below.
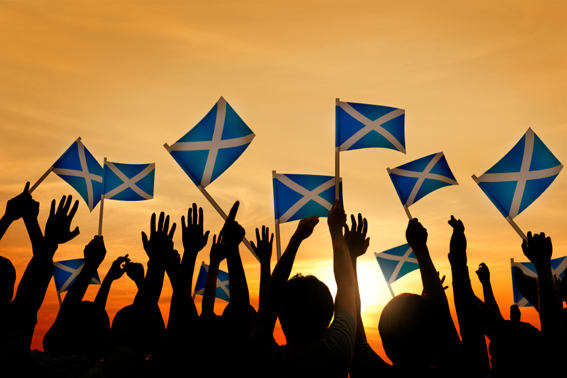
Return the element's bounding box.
[0,0,565,360]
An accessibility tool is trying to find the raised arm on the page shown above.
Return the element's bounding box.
[202,234,227,317]
[94,254,129,308]
[0,182,34,241]
[475,262,503,320]
[251,226,274,305]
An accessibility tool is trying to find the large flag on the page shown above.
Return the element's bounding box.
[53,258,101,293]
[375,244,419,286]
[473,128,563,220]
[336,99,405,153]
[273,173,343,223]
[193,262,230,302]
[52,138,104,211]
[511,256,567,307]
[103,161,155,201]
[165,96,255,188]
[388,152,458,208]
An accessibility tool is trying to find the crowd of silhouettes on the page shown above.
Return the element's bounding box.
[0,182,565,377]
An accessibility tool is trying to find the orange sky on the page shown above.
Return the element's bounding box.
[0,0,566,361]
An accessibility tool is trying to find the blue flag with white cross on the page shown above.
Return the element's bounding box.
[375,244,418,285]
[103,161,155,201]
[473,128,563,220]
[388,152,458,207]
[52,138,103,212]
[336,99,405,153]
[273,173,343,223]
[165,97,255,188]
[193,262,230,302]
[53,258,101,293]
[511,256,567,307]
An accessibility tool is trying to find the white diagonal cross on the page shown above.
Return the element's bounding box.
[103,162,155,200]
[388,152,458,207]
[375,246,417,284]
[276,174,336,223]
[474,129,563,219]
[167,97,255,187]
[217,277,230,299]
[53,140,102,211]
[54,261,84,292]
[337,100,406,153]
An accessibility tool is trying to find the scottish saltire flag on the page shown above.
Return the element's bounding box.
[52,138,103,211]
[375,244,419,285]
[473,128,563,220]
[336,99,405,153]
[193,263,230,302]
[511,256,567,307]
[53,258,101,293]
[388,152,458,207]
[165,97,255,188]
[103,161,155,201]
[273,173,343,223]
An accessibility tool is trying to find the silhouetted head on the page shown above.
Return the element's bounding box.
[43,301,110,364]
[379,293,448,369]
[111,304,162,359]
[277,273,334,343]
[0,256,15,306]
[509,304,521,321]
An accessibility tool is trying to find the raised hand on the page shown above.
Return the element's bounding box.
[448,215,467,267]
[344,213,369,259]
[44,195,80,247]
[405,218,428,250]
[84,235,107,267]
[476,263,490,284]
[219,201,245,247]
[327,200,346,232]
[125,261,145,288]
[293,216,319,241]
[106,255,130,281]
[522,231,553,274]
[251,225,274,264]
[181,203,210,255]
[141,212,176,263]
[210,234,228,265]
[4,182,37,222]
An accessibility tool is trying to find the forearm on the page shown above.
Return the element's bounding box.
[259,261,271,305]
[134,261,165,310]
[23,216,43,254]
[0,214,13,241]
[94,277,113,308]
[481,281,503,320]
[331,227,356,319]
[537,271,565,339]
[12,254,54,319]
[202,260,220,316]
[181,250,198,294]
[63,262,99,306]
[352,256,366,341]
[226,245,250,307]
[413,245,449,309]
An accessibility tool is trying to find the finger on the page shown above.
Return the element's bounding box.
[169,222,176,238]
[163,214,170,234]
[23,181,30,193]
[69,200,79,220]
[198,206,204,227]
[212,234,217,245]
[69,227,80,240]
[349,214,356,232]
[181,215,187,230]
[251,241,256,250]
[150,213,156,235]
[57,195,66,214]
[203,230,210,244]
[527,231,532,244]
[50,199,56,217]
[269,233,274,245]
[357,214,363,233]
[62,195,72,214]
[142,231,149,246]
[256,228,261,243]
[362,218,368,238]
[158,212,165,233]
[227,201,239,222]
[192,203,198,225]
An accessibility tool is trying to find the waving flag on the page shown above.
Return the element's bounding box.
[51,138,103,211]
[473,128,562,220]
[103,161,155,201]
[273,173,343,223]
[53,258,101,293]
[388,152,458,208]
[165,96,255,188]
[375,244,418,297]
[511,256,567,307]
[193,262,230,302]
[336,99,405,153]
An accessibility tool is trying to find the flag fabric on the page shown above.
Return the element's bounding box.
[193,263,230,302]
[53,258,101,293]
[473,128,563,220]
[165,96,255,188]
[511,256,567,307]
[102,161,155,201]
[375,244,419,285]
[336,99,405,153]
[52,138,103,211]
[388,152,458,207]
[273,173,343,223]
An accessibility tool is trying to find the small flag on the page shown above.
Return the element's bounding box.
[473,128,562,220]
[165,97,255,188]
[511,256,567,307]
[388,152,458,207]
[193,263,230,302]
[336,99,405,153]
[52,138,103,211]
[103,161,155,201]
[53,258,101,293]
[375,244,419,285]
[273,173,343,223]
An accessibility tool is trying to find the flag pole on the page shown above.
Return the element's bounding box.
[505,217,527,240]
[387,282,395,298]
[510,258,517,305]
[388,168,413,220]
[335,98,341,201]
[98,158,107,237]
[197,185,259,262]
[29,166,54,194]
[272,171,282,261]
[403,205,413,220]
[56,288,62,307]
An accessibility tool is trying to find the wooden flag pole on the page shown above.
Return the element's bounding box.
[29,166,54,194]
[272,171,282,261]
[335,98,341,201]
[387,282,395,298]
[505,217,527,240]
[56,288,62,307]
[388,168,413,220]
[197,185,259,262]
[97,158,107,237]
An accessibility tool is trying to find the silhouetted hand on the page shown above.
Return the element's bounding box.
[106,255,130,281]
[251,226,274,265]
[84,236,106,267]
[293,216,319,241]
[141,212,176,263]
[423,271,448,297]
[4,182,37,221]
[210,234,228,265]
[522,231,552,274]
[182,203,210,255]
[219,201,245,247]
[344,213,369,259]
[125,262,144,287]
[448,215,467,267]
[405,218,427,250]
[476,263,490,285]
[44,195,80,247]
[328,200,346,233]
